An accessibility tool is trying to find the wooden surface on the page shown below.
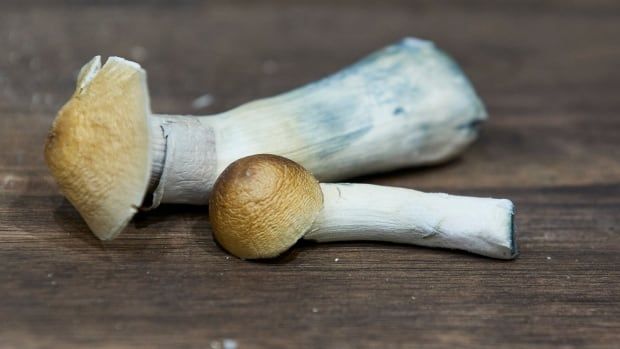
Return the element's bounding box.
[1,1,619,348]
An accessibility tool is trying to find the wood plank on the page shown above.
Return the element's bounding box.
[0,1,619,348]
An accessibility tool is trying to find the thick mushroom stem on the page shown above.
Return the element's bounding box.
[305,184,517,259]
[147,37,487,207]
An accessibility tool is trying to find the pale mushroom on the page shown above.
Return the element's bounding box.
[45,37,488,240]
[209,155,517,260]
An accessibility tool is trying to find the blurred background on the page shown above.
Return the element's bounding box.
[1,1,618,348]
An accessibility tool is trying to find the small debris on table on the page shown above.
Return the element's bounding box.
[192,94,214,110]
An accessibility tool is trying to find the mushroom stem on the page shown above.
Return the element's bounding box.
[147,37,487,207]
[305,183,517,259]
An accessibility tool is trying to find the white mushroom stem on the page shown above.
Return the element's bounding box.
[146,37,487,208]
[305,184,517,259]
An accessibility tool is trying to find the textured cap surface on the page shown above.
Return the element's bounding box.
[209,154,324,259]
[44,56,151,240]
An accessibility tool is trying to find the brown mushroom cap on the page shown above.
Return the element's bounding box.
[44,56,151,240]
[209,154,324,259]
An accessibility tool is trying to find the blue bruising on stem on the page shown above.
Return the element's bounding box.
[509,207,519,259]
[316,125,373,159]
[291,96,373,159]
[393,107,405,116]
[457,119,484,131]
[285,39,425,158]
[278,37,486,160]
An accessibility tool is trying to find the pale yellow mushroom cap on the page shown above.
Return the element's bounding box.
[209,155,324,259]
[44,56,151,240]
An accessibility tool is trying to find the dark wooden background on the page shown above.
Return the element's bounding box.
[1,1,619,348]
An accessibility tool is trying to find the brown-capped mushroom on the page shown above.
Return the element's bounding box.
[209,154,324,258]
[45,57,151,239]
[209,155,518,260]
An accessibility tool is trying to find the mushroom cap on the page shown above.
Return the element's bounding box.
[209,154,324,259]
[44,56,151,240]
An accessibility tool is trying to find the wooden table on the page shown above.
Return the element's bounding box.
[1,1,619,348]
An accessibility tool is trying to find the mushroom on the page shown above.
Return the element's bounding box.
[210,155,517,260]
[45,37,488,240]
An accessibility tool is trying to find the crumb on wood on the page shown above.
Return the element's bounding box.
[211,339,237,349]
[192,94,214,110]
[223,339,238,349]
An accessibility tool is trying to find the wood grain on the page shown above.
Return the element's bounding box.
[1,1,619,348]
